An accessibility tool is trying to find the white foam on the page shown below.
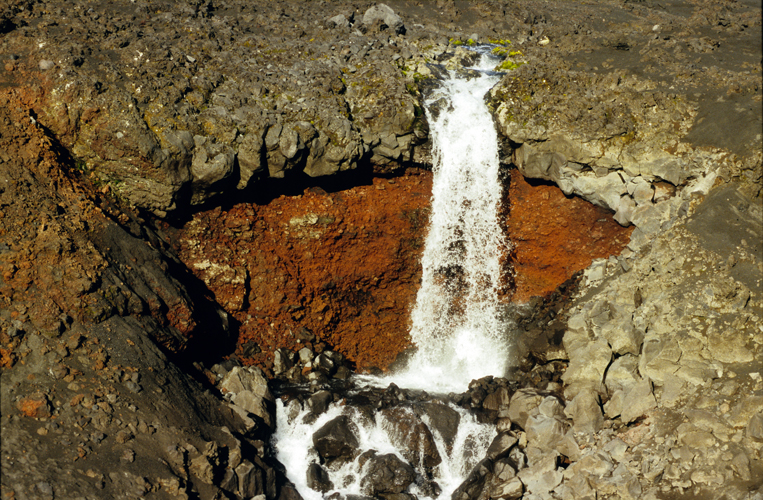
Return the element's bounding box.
[372,56,511,393]
[273,399,496,500]
[273,51,509,499]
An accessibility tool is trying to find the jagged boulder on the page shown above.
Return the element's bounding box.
[312,415,360,461]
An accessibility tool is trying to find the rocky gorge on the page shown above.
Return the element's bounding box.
[1,0,761,499]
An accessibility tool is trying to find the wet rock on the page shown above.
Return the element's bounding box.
[486,432,518,461]
[306,462,334,493]
[308,391,334,418]
[482,386,512,418]
[413,402,460,453]
[380,406,441,468]
[360,453,416,495]
[312,415,359,461]
[452,459,493,500]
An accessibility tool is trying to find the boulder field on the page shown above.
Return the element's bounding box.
[0,1,761,500]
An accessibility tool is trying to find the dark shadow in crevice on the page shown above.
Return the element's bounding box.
[163,158,433,228]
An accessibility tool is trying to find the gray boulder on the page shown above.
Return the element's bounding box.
[362,4,405,34]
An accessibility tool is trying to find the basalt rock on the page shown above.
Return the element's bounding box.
[360,453,416,496]
[312,415,360,462]
[0,0,440,217]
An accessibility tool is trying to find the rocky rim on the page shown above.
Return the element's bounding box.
[0,1,761,500]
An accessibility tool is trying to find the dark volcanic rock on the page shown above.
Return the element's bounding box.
[312,415,360,461]
[380,406,442,469]
[413,401,461,453]
[306,462,334,493]
[360,453,416,495]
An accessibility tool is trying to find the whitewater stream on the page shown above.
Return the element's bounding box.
[274,48,510,499]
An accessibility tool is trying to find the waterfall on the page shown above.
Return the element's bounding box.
[274,398,496,500]
[273,49,510,500]
[362,52,510,393]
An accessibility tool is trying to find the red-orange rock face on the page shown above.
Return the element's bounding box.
[506,170,634,303]
[175,173,432,372]
[176,168,634,373]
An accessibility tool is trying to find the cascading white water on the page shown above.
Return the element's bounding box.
[274,398,496,500]
[362,52,510,393]
[273,49,510,499]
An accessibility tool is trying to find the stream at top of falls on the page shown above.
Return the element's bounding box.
[274,48,512,500]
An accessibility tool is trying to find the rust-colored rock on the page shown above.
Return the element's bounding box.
[16,393,51,419]
[175,174,432,372]
[506,169,634,303]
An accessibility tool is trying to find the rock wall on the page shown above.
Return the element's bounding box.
[172,172,431,372]
[0,94,281,499]
[506,170,633,303]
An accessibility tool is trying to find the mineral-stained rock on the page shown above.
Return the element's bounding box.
[505,170,633,302]
[175,173,432,371]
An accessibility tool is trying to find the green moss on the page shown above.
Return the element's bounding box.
[466,38,476,46]
[450,38,464,46]
[492,47,508,57]
[488,38,512,46]
[496,60,525,71]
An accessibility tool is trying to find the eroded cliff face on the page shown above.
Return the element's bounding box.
[506,170,634,303]
[171,166,635,372]
[173,173,432,372]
